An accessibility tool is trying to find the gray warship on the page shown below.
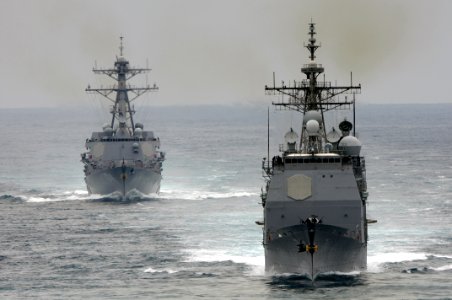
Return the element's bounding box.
[81,38,164,197]
[260,23,368,278]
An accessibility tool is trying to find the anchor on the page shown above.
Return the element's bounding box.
[297,215,321,281]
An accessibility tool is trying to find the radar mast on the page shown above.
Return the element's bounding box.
[265,22,361,153]
[86,37,159,136]
[265,22,361,113]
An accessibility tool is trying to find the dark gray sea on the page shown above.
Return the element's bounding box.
[0,104,451,299]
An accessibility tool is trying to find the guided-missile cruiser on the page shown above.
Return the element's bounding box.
[260,23,368,279]
[81,38,164,197]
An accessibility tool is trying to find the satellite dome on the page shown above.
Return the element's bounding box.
[135,123,144,129]
[284,128,298,144]
[103,127,114,136]
[339,120,353,132]
[326,127,341,143]
[306,120,320,135]
[132,142,140,153]
[134,127,143,137]
[338,136,362,156]
[303,110,322,124]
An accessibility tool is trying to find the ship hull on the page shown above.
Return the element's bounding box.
[265,223,366,276]
[85,167,161,196]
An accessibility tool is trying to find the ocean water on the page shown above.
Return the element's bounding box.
[0,104,451,299]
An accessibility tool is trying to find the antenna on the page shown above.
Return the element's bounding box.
[119,36,124,56]
[267,107,270,169]
[353,93,356,137]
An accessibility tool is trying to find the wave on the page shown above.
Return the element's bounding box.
[185,249,263,265]
[1,188,162,203]
[0,194,25,202]
[431,264,452,272]
[367,252,429,272]
[402,264,452,274]
[1,188,257,203]
[368,252,452,274]
[158,189,258,200]
[368,251,429,265]
[144,267,178,274]
[183,249,265,276]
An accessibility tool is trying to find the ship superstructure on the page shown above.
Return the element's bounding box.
[260,23,368,278]
[81,38,164,197]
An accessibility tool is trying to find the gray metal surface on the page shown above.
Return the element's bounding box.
[265,223,366,275]
[81,38,164,197]
[85,166,161,196]
[260,22,368,277]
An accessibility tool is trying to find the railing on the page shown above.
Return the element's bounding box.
[87,137,158,142]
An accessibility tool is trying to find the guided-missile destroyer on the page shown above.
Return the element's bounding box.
[81,38,164,197]
[260,23,368,278]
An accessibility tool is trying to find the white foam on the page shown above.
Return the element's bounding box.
[185,249,265,275]
[27,196,59,203]
[321,270,361,276]
[64,190,88,195]
[143,267,178,274]
[432,264,452,272]
[24,190,102,202]
[367,252,429,272]
[158,189,258,200]
[22,188,258,202]
[431,254,452,259]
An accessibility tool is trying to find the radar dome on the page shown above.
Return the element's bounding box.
[303,110,322,124]
[135,123,144,129]
[284,128,298,144]
[134,127,143,137]
[338,136,362,156]
[132,142,140,153]
[339,120,353,133]
[306,120,320,135]
[326,127,341,143]
[103,127,114,136]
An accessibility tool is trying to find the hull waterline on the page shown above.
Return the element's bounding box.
[265,224,366,276]
[85,167,161,196]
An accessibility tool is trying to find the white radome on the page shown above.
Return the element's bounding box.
[306,119,320,135]
[338,136,362,156]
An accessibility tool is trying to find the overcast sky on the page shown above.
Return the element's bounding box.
[1,0,452,108]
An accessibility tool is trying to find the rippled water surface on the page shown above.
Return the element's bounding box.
[0,104,451,299]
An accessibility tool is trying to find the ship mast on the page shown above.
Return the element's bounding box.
[86,37,158,136]
[265,22,361,153]
[265,22,361,113]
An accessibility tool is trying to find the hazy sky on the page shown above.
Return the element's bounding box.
[1,0,452,108]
